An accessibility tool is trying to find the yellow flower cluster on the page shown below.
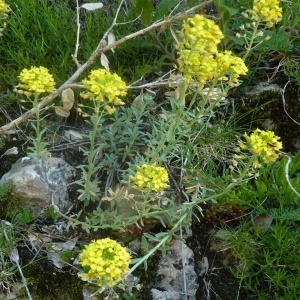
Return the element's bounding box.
[177,50,217,84]
[80,69,127,114]
[178,14,224,55]
[16,66,55,96]
[253,0,282,27]
[78,238,131,286]
[177,15,248,86]
[0,0,9,15]
[215,51,249,86]
[242,129,283,163]
[130,164,168,192]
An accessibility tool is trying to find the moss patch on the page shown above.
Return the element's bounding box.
[23,259,84,300]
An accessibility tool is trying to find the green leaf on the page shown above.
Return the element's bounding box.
[255,31,293,52]
[141,235,150,252]
[31,123,37,130]
[287,152,300,176]
[143,232,158,241]
[155,0,179,20]
[255,180,267,198]
[220,4,238,16]
[213,0,238,17]
[228,34,245,46]
[159,245,171,256]
[130,257,143,264]
[213,0,238,32]
[136,0,154,26]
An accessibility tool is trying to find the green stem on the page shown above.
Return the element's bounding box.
[176,83,230,146]
[242,18,261,61]
[150,31,177,64]
[59,172,245,232]
[126,174,248,275]
[149,81,186,163]
[127,208,191,276]
[84,100,104,200]
[33,92,42,157]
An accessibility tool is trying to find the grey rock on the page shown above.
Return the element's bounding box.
[241,83,282,132]
[244,83,282,100]
[151,289,182,300]
[0,157,75,213]
[239,82,300,151]
[151,240,198,300]
[64,129,84,142]
[82,286,99,300]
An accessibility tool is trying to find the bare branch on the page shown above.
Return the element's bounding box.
[71,0,81,67]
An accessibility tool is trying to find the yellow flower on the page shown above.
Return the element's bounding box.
[130,164,169,192]
[178,15,224,54]
[177,15,224,84]
[16,66,55,96]
[0,0,9,15]
[80,69,127,106]
[242,129,283,163]
[177,15,247,86]
[214,51,248,86]
[253,0,282,27]
[177,49,217,84]
[104,105,116,115]
[78,238,131,286]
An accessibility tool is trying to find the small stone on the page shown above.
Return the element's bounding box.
[151,289,181,300]
[151,240,198,300]
[64,129,84,141]
[0,157,75,213]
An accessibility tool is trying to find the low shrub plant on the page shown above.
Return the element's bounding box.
[201,139,300,298]
[0,220,19,296]
[0,0,299,298]
[0,219,34,299]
